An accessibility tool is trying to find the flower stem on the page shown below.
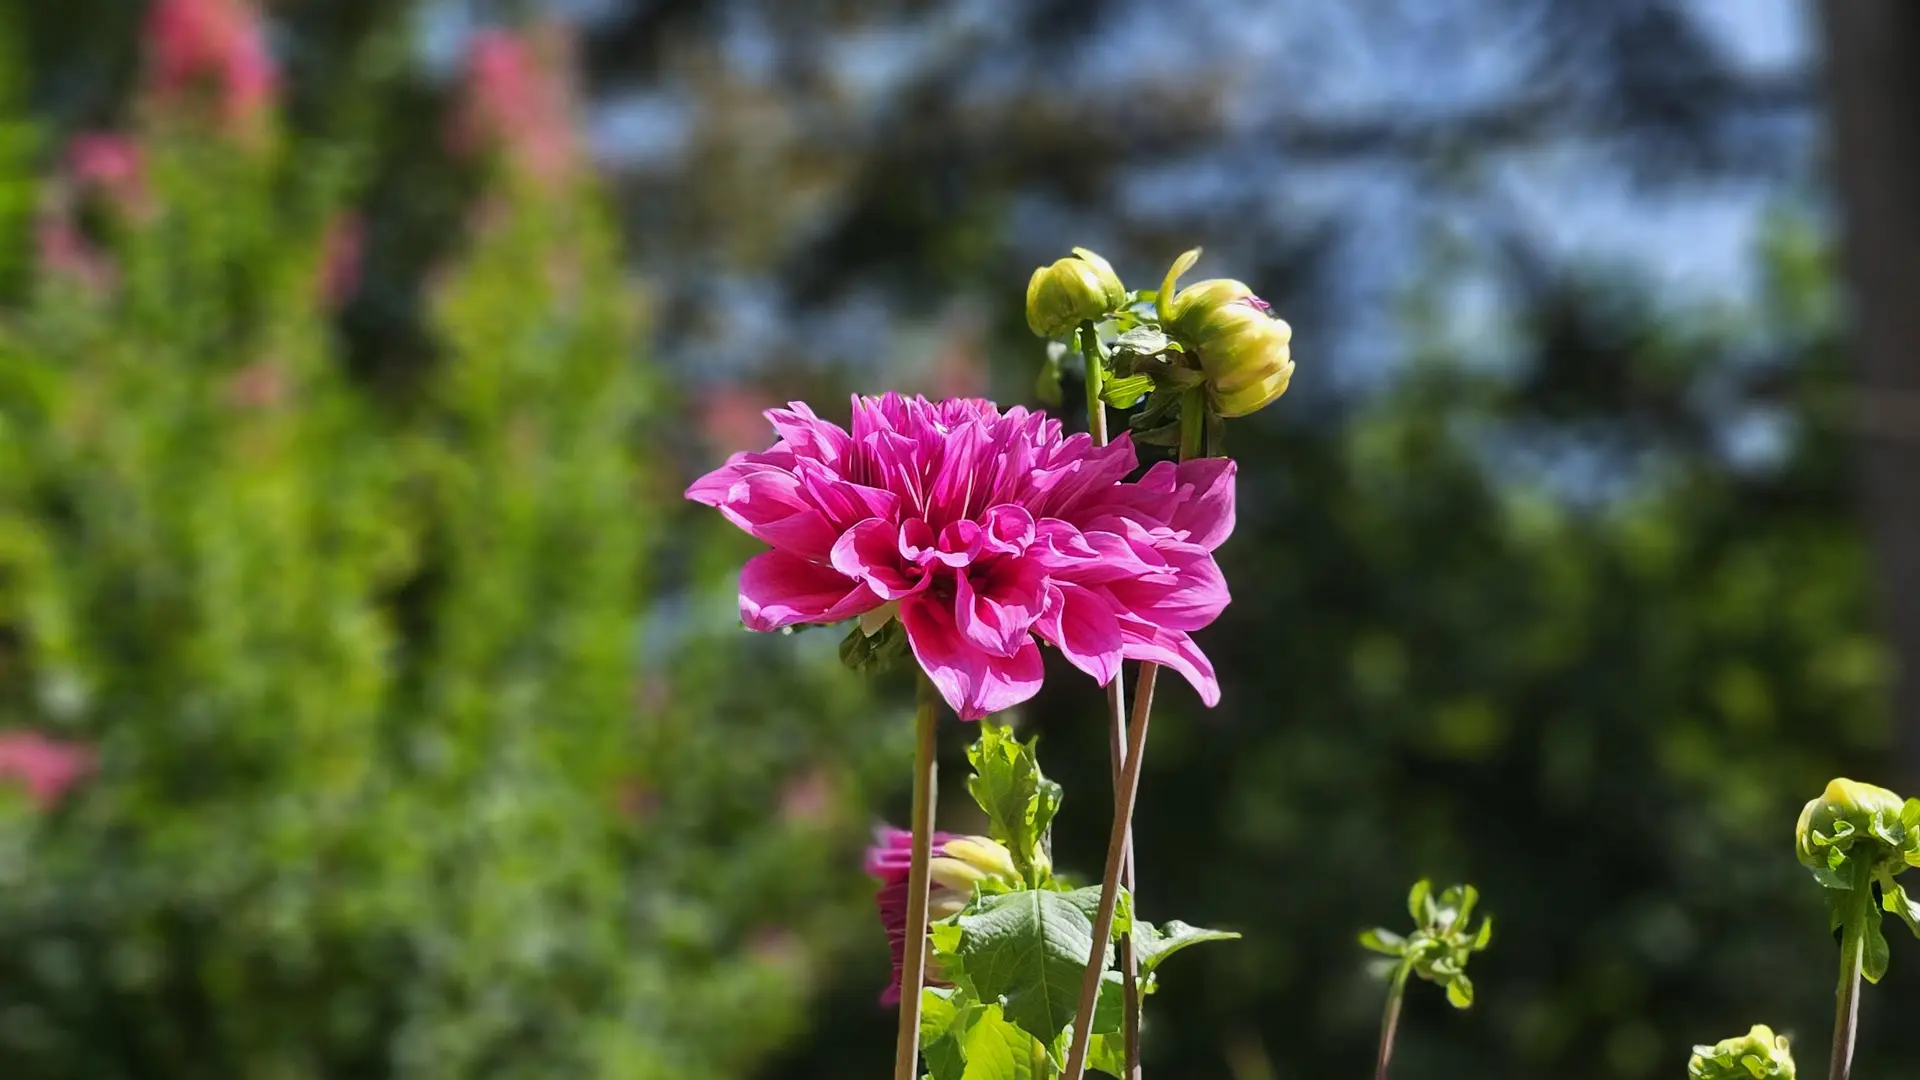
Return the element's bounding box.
[1178,388,1206,461]
[1080,320,1109,445]
[1082,318,1142,1080]
[1061,663,1158,1080]
[1374,965,1411,1080]
[1830,917,1864,1080]
[893,674,941,1080]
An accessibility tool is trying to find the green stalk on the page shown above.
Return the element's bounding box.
[1080,318,1142,1080]
[1374,964,1411,1080]
[1080,320,1109,445]
[893,675,941,1080]
[1178,388,1206,462]
[1829,916,1864,1080]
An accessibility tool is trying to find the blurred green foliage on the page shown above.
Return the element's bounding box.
[0,9,894,1079]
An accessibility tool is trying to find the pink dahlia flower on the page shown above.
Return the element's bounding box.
[865,826,1017,1005]
[685,393,1235,718]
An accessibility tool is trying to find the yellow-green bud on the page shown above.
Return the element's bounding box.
[929,836,1021,919]
[1687,1025,1795,1080]
[1157,248,1294,417]
[1025,247,1126,338]
[1795,777,1919,881]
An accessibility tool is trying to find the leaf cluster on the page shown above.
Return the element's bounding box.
[920,724,1237,1078]
[1359,880,1493,1008]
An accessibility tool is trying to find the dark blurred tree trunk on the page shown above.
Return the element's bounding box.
[1820,1,1920,785]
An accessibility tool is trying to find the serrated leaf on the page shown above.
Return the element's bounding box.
[966,724,1061,887]
[960,1005,1039,1080]
[1132,920,1241,975]
[951,887,1129,1047]
[1445,974,1474,1008]
[921,987,977,1080]
[1358,927,1406,957]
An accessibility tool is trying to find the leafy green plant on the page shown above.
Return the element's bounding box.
[1794,778,1920,1080]
[1359,880,1493,1080]
[917,723,1236,1079]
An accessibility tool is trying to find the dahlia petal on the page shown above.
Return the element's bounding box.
[1117,617,1220,706]
[1030,434,1139,517]
[981,504,1035,555]
[686,462,838,559]
[1035,583,1123,685]
[901,594,1046,720]
[796,463,900,533]
[830,518,928,600]
[738,549,880,631]
[1104,547,1230,631]
[1170,457,1237,550]
[766,401,852,467]
[954,558,1048,658]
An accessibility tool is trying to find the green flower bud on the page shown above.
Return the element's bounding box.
[1687,1024,1795,1080]
[1157,248,1294,417]
[1795,777,1920,885]
[1025,247,1126,338]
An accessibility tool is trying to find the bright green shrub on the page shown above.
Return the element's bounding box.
[0,13,889,1079]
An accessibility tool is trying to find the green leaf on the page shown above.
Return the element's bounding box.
[966,724,1062,886]
[1407,880,1432,925]
[1089,969,1128,1037]
[1358,927,1406,957]
[1472,915,1494,951]
[1112,326,1172,356]
[1885,880,1920,939]
[1445,974,1474,1008]
[921,987,976,1080]
[951,887,1129,1047]
[1133,920,1241,974]
[1086,1034,1128,1078]
[960,1005,1039,1080]
[1862,916,1891,984]
[1100,374,1155,409]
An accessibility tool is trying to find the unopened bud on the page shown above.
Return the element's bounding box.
[1687,1025,1795,1080]
[1795,777,1918,882]
[1158,248,1293,418]
[1026,247,1126,338]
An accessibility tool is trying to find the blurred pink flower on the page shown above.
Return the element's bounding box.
[451,28,579,185]
[67,134,145,209]
[685,393,1236,719]
[224,361,288,410]
[145,0,276,126]
[778,769,835,826]
[699,384,780,457]
[0,731,95,809]
[317,212,364,309]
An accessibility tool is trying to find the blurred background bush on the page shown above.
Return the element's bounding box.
[0,2,1915,1079]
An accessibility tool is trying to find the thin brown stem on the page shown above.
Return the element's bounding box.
[1061,663,1159,1080]
[892,675,940,1080]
